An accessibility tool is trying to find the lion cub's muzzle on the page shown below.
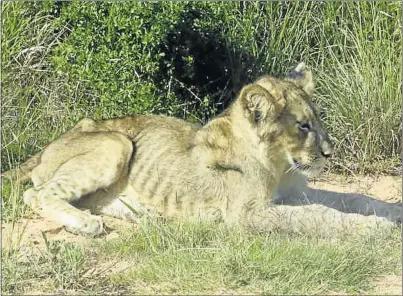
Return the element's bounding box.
[309,137,333,176]
[287,136,333,177]
[319,138,333,159]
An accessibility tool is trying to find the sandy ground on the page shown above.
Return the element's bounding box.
[2,173,402,295]
[372,275,402,295]
[310,173,402,203]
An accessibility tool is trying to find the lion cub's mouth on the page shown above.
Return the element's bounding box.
[292,159,311,171]
[285,151,319,175]
[289,156,304,169]
[287,156,318,176]
[292,159,300,166]
[292,159,326,177]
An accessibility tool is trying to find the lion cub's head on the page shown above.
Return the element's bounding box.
[237,63,333,176]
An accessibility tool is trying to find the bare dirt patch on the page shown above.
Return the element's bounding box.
[2,214,136,252]
[371,275,402,295]
[310,173,402,203]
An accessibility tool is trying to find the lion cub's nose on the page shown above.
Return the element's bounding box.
[321,150,332,158]
[321,141,333,158]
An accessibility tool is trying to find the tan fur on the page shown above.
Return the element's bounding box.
[4,63,398,236]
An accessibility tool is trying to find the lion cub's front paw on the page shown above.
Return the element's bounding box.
[23,188,40,210]
[65,214,104,237]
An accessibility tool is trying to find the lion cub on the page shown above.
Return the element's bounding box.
[5,63,334,236]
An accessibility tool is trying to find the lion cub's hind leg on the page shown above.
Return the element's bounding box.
[24,132,134,236]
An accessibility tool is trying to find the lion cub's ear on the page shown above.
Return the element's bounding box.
[286,62,315,95]
[240,84,285,122]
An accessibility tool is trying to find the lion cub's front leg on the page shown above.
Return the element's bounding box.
[246,204,394,237]
[24,131,134,236]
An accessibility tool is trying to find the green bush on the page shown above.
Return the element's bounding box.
[48,2,241,121]
[50,2,181,117]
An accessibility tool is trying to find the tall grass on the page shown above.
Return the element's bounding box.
[220,2,401,173]
[1,3,77,166]
[1,2,98,220]
[314,3,401,173]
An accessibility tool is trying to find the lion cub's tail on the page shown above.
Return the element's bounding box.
[1,151,42,184]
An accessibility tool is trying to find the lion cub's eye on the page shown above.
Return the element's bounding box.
[298,121,310,132]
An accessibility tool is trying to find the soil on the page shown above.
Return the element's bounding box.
[310,173,401,203]
[2,173,402,295]
[372,275,402,295]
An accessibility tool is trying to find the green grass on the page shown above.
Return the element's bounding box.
[101,220,402,294]
[2,236,87,294]
[1,178,30,223]
[2,219,401,295]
